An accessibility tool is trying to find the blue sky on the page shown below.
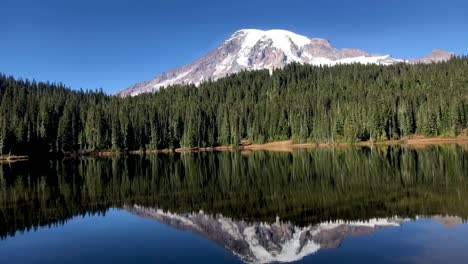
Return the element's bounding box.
[1,0,467,94]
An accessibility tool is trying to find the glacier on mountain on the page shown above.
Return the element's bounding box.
[118,29,453,96]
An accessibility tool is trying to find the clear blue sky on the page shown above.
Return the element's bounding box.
[1,0,467,94]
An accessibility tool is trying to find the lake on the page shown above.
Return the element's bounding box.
[1,145,468,263]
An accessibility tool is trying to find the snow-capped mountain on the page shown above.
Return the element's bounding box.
[118,29,453,96]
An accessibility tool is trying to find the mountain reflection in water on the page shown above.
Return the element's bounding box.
[126,205,416,263]
[126,205,467,263]
[0,145,468,263]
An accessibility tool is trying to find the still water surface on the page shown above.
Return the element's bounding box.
[1,145,468,263]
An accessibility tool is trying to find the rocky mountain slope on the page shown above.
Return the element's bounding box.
[118,29,453,96]
[409,49,454,64]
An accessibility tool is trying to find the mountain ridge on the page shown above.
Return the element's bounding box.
[118,29,453,96]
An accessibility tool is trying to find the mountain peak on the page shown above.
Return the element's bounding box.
[117,29,452,96]
[409,48,454,64]
[231,29,335,51]
[233,29,311,43]
[430,48,453,56]
[310,38,333,48]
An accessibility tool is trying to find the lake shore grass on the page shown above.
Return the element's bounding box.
[64,135,468,156]
[5,135,468,160]
[173,135,468,153]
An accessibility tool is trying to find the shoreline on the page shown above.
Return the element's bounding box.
[174,136,468,153]
[3,136,468,160]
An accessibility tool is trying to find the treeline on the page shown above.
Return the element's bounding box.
[1,57,468,155]
[1,145,468,238]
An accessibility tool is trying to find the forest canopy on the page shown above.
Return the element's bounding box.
[0,57,467,155]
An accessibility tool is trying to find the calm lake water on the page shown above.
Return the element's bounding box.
[1,145,468,263]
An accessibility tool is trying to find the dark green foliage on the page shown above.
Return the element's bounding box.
[1,145,468,238]
[1,57,468,154]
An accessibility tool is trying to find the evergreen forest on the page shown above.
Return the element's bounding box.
[1,58,467,155]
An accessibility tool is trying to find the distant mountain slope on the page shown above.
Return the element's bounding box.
[409,49,454,64]
[118,29,453,96]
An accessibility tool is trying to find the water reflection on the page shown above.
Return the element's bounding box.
[126,205,415,263]
[0,145,468,263]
